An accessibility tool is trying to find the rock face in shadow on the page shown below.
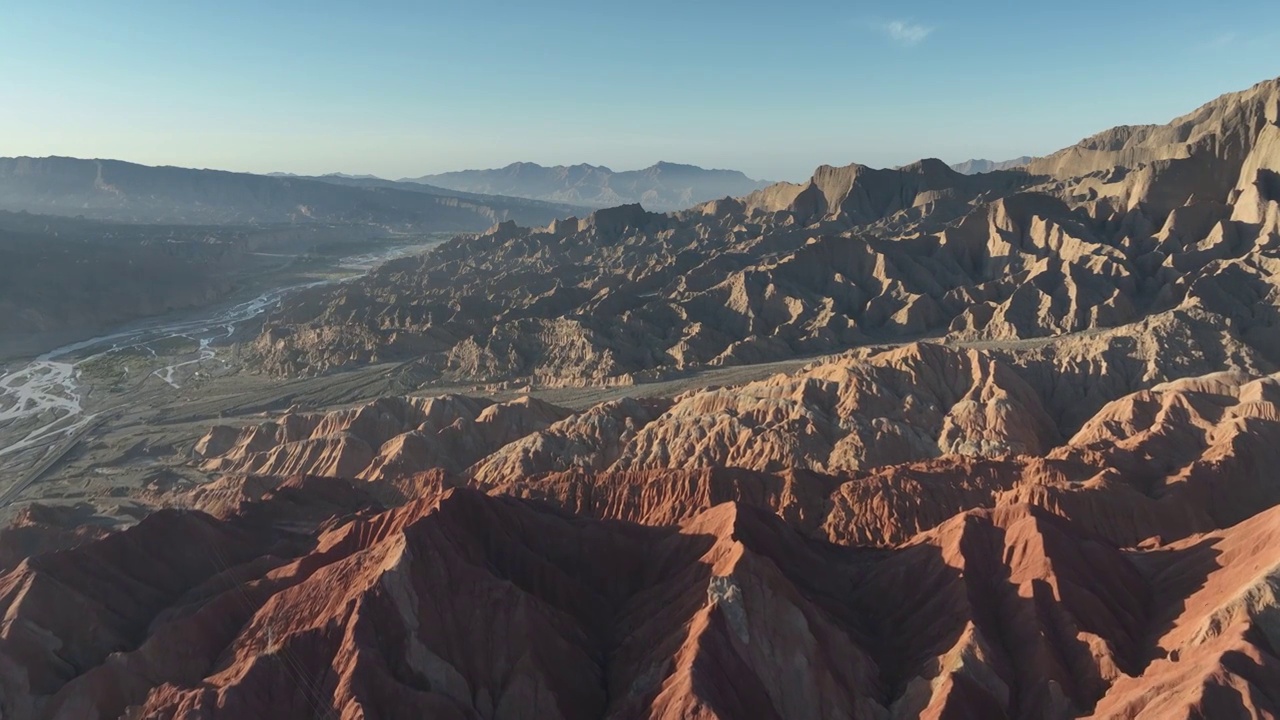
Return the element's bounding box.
[2,476,1278,720]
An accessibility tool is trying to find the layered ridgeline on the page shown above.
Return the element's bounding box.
[255,77,1280,385]
[407,161,773,211]
[6,348,1280,718]
[5,78,1280,720]
[195,343,1278,519]
[0,157,583,231]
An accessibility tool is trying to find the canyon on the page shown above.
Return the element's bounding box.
[2,77,1280,719]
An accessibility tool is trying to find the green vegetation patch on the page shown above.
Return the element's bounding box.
[147,335,200,356]
[77,347,154,386]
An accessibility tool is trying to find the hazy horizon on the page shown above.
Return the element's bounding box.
[4,0,1278,183]
[7,4,1280,713]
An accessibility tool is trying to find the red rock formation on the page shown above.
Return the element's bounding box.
[1088,506,1280,718]
[2,478,1277,719]
[187,358,1280,560]
[0,504,108,574]
[11,72,1280,720]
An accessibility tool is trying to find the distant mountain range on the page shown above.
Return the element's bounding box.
[405,161,773,212]
[949,156,1034,174]
[268,171,382,181]
[257,75,1280,386]
[0,157,583,232]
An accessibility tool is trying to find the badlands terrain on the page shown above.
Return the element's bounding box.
[2,77,1280,719]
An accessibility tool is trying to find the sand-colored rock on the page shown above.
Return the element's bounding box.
[468,396,672,487]
[611,342,1060,474]
[196,394,570,481]
[192,354,1280,555]
[248,77,1280,396]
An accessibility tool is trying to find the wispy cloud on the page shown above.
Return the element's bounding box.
[1201,31,1238,49]
[881,20,934,47]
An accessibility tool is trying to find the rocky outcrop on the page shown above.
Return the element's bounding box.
[189,343,1047,485]
[469,396,673,487]
[191,354,1280,555]
[740,158,1029,225]
[3,478,1277,719]
[1028,78,1280,196]
[252,78,1280,387]
[610,343,1060,474]
[196,394,571,481]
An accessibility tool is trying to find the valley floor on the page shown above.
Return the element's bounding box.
[0,236,448,521]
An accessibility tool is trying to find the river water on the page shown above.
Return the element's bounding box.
[0,241,432,464]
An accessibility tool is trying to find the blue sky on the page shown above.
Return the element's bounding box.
[2,0,1277,181]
